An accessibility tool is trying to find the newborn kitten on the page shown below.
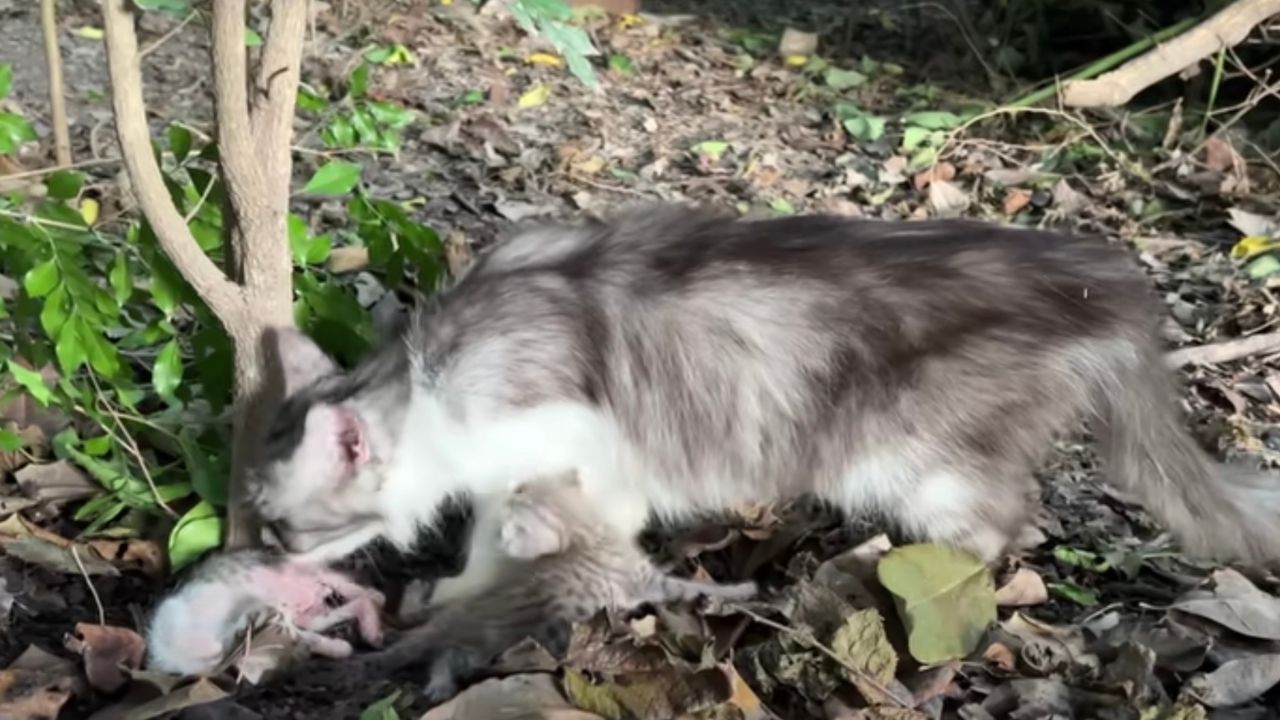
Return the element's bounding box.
[357,471,755,703]
[145,549,385,676]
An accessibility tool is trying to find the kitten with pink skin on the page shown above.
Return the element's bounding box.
[145,549,385,676]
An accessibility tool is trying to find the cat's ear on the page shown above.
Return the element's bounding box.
[267,327,339,396]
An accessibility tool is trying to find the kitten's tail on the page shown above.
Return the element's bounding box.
[1098,349,1280,565]
[651,574,758,604]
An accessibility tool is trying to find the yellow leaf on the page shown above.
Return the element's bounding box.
[79,198,100,226]
[527,53,565,68]
[76,26,104,40]
[517,83,551,109]
[784,54,808,67]
[1231,235,1280,260]
[617,13,644,30]
[441,0,453,5]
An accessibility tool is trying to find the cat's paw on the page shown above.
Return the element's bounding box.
[423,671,459,706]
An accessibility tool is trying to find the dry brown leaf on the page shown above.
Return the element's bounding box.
[1204,136,1245,176]
[912,162,956,191]
[994,568,1048,607]
[65,623,146,693]
[1002,188,1032,216]
[983,642,1016,672]
[327,246,370,274]
[3,536,119,576]
[86,538,166,578]
[0,645,80,720]
[0,512,70,546]
[88,677,227,720]
[1050,179,1087,215]
[15,460,100,504]
[927,180,970,218]
[423,673,602,720]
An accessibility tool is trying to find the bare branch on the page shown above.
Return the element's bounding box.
[40,0,71,166]
[1062,0,1280,108]
[211,0,267,225]
[101,0,241,318]
[1166,331,1280,367]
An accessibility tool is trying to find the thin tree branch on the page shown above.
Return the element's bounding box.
[1166,331,1280,367]
[101,0,241,319]
[40,0,72,166]
[1062,0,1280,108]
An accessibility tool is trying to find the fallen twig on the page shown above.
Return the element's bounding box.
[1166,330,1280,367]
[71,545,107,627]
[1062,0,1280,108]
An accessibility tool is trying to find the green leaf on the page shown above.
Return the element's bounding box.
[54,322,87,376]
[24,259,59,298]
[359,690,402,720]
[133,0,191,14]
[7,361,52,406]
[0,112,37,154]
[322,116,357,149]
[608,54,634,75]
[0,429,23,451]
[153,339,183,400]
[540,20,598,87]
[288,213,311,266]
[904,110,962,130]
[83,435,112,456]
[843,115,886,142]
[0,64,11,100]
[39,283,69,337]
[366,100,413,129]
[349,63,370,99]
[168,125,193,163]
[297,85,328,113]
[303,161,362,196]
[168,500,222,572]
[1247,255,1280,280]
[364,46,393,64]
[109,252,133,305]
[901,125,932,152]
[824,67,867,90]
[45,170,84,200]
[1048,581,1099,606]
[82,325,121,377]
[178,430,227,506]
[244,28,262,47]
[692,140,729,161]
[876,543,997,664]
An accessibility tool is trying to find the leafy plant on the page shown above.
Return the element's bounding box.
[297,63,415,154]
[512,0,600,87]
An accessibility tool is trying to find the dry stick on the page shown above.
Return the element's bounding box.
[70,545,107,627]
[40,0,72,166]
[1165,331,1280,367]
[1062,0,1280,108]
[0,157,119,182]
[101,0,242,318]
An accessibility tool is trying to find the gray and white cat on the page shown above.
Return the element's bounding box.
[247,204,1280,608]
[349,470,755,702]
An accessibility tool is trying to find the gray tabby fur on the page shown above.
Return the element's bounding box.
[247,204,1280,605]
[346,471,755,702]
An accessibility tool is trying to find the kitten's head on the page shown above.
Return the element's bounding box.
[246,328,392,562]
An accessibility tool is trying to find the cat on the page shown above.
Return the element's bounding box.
[343,470,756,703]
[145,548,384,676]
[246,203,1280,607]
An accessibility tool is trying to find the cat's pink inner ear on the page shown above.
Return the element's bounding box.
[335,406,370,469]
[271,326,339,396]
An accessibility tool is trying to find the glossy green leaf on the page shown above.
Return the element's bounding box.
[825,67,866,90]
[0,112,37,154]
[54,321,87,375]
[153,339,182,399]
[45,170,84,200]
[0,64,11,100]
[109,252,133,305]
[179,430,227,506]
[168,500,222,572]
[83,435,112,456]
[350,63,370,99]
[24,259,59,298]
[359,691,402,720]
[0,429,23,452]
[244,28,262,47]
[168,125,193,163]
[7,361,52,406]
[302,161,362,196]
[901,125,932,152]
[904,110,962,130]
[39,282,69,337]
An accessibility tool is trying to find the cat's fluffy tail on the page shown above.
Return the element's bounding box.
[1098,349,1280,565]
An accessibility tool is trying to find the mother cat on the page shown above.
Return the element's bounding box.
[248,204,1280,603]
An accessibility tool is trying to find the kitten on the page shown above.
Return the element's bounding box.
[349,471,756,703]
[247,204,1280,607]
[145,549,385,676]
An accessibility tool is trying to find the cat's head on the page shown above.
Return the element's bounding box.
[246,328,395,562]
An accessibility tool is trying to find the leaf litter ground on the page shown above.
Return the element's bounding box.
[2,1,1280,718]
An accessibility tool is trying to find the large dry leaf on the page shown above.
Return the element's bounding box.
[88,678,227,720]
[1227,208,1279,239]
[65,623,147,693]
[830,608,897,705]
[926,180,970,218]
[876,544,996,664]
[2,536,119,576]
[1171,569,1280,641]
[0,646,80,720]
[563,666,732,720]
[422,673,602,720]
[994,568,1048,607]
[1186,654,1280,707]
[15,460,99,504]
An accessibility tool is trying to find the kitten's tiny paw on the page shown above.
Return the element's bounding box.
[499,514,562,559]
[423,674,459,706]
